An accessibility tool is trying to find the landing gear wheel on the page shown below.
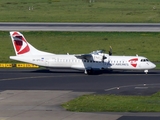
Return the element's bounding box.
[84,69,93,75]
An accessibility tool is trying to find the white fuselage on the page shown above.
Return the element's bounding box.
[10,54,156,72]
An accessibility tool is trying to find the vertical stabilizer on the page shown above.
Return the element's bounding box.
[10,31,53,56]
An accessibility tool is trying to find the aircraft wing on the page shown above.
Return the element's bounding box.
[75,50,106,61]
[75,54,93,60]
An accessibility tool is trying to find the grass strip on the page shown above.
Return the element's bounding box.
[62,92,160,112]
[0,0,160,22]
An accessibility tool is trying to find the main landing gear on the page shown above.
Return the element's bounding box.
[84,69,93,75]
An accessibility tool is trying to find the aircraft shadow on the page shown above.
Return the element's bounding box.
[102,70,160,75]
[30,69,160,75]
[0,68,159,75]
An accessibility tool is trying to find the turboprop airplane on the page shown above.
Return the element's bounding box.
[9,31,156,75]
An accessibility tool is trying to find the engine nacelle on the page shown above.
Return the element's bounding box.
[92,53,109,62]
[92,54,103,61]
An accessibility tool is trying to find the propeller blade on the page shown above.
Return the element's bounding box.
[109,46,112,56]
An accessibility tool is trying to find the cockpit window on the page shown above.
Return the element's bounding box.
[141,59,149,62]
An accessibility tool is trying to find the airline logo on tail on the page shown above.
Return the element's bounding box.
[12,32,30,55]
[129,58,138,67]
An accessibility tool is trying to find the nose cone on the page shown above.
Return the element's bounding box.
[151,62,156,69]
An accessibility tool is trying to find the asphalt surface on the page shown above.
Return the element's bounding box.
[0,68,160,120]
[1,22,160,31]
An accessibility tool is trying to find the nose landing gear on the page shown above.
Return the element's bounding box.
[144,70,148,74]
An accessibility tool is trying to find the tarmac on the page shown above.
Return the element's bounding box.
[0,69,160,120]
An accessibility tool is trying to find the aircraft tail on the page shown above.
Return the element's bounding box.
[10,31,53,56]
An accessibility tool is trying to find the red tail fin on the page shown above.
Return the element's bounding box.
[10,31,54,56]
[11,32,30,55]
